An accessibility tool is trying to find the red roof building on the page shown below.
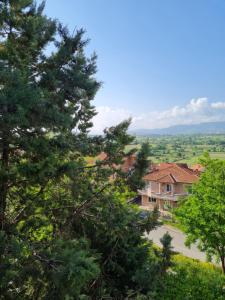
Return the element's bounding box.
[139,163,200,215]
[144,163,199,184]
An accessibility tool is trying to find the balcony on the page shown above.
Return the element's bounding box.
[138,188,188,201]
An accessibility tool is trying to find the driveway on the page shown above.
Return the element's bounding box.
[145,224,207,261]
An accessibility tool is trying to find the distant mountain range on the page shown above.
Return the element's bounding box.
[130,122,225,136]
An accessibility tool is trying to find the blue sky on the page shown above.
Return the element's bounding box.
[44,0,225,132]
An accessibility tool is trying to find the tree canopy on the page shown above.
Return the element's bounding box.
[176,153,225,273]
[0,1,171,298]
[127,142,151,192]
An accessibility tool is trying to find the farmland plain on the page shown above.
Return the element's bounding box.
[126,134,225,165]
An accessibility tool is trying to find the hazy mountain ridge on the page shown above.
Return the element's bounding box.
[130,122,225,136]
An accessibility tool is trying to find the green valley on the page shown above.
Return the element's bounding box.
[126,134,225,164]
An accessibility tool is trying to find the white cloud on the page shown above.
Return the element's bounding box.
[211,102,225,109]
[91,98,225,134]
[91,106,132,134]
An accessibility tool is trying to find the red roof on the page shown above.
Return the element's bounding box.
[121,155,136,172]
[144,163,199,184]
[96,152,108,161]
[95,152,136,173]
[191,164,205,172]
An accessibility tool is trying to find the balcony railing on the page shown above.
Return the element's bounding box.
[138,189,188,201]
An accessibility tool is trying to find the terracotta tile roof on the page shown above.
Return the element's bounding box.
[121,155,136,172]
[157,162,174,169]
[144,163,199,184]
[96,152,108,161]
[94,152,136,173]
[191,164,205,172]
[158,174,176,183]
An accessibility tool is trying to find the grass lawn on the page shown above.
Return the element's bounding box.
[161,218,185,232]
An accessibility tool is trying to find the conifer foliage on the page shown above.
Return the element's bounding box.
[127,142,151,191]
[0,1,171,298]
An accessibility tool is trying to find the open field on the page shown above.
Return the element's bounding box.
[210,152,225,159]
[126,134,225,165]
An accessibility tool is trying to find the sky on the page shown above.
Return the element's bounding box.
[43,0,225,133]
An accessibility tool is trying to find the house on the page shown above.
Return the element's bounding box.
[95,152,137,173]
[121,154,136,173]
[92,152,137,181]
[138,163,199,214]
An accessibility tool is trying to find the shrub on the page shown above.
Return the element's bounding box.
[156,254,225,300]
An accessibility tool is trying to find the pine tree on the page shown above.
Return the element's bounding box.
[0,0,101,229]
[160,232,173,273]
[127,141,151,191]
[0,1,171,298]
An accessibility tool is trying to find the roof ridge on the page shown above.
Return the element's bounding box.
[169,173,177,183]
[175,164,199,177]
[157,164,174,171]
[156,174,171,180]
[144,162,200,184]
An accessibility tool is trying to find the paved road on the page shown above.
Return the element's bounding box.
[145,225,207,261]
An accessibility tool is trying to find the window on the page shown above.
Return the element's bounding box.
[166,184,172,192]
[149,197,156,203]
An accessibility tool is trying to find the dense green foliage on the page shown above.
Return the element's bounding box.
[156,255,225,300]
[0,1,172,299]
[176,153,225,273]
[127,142,151,191]
[0,1,224,298]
